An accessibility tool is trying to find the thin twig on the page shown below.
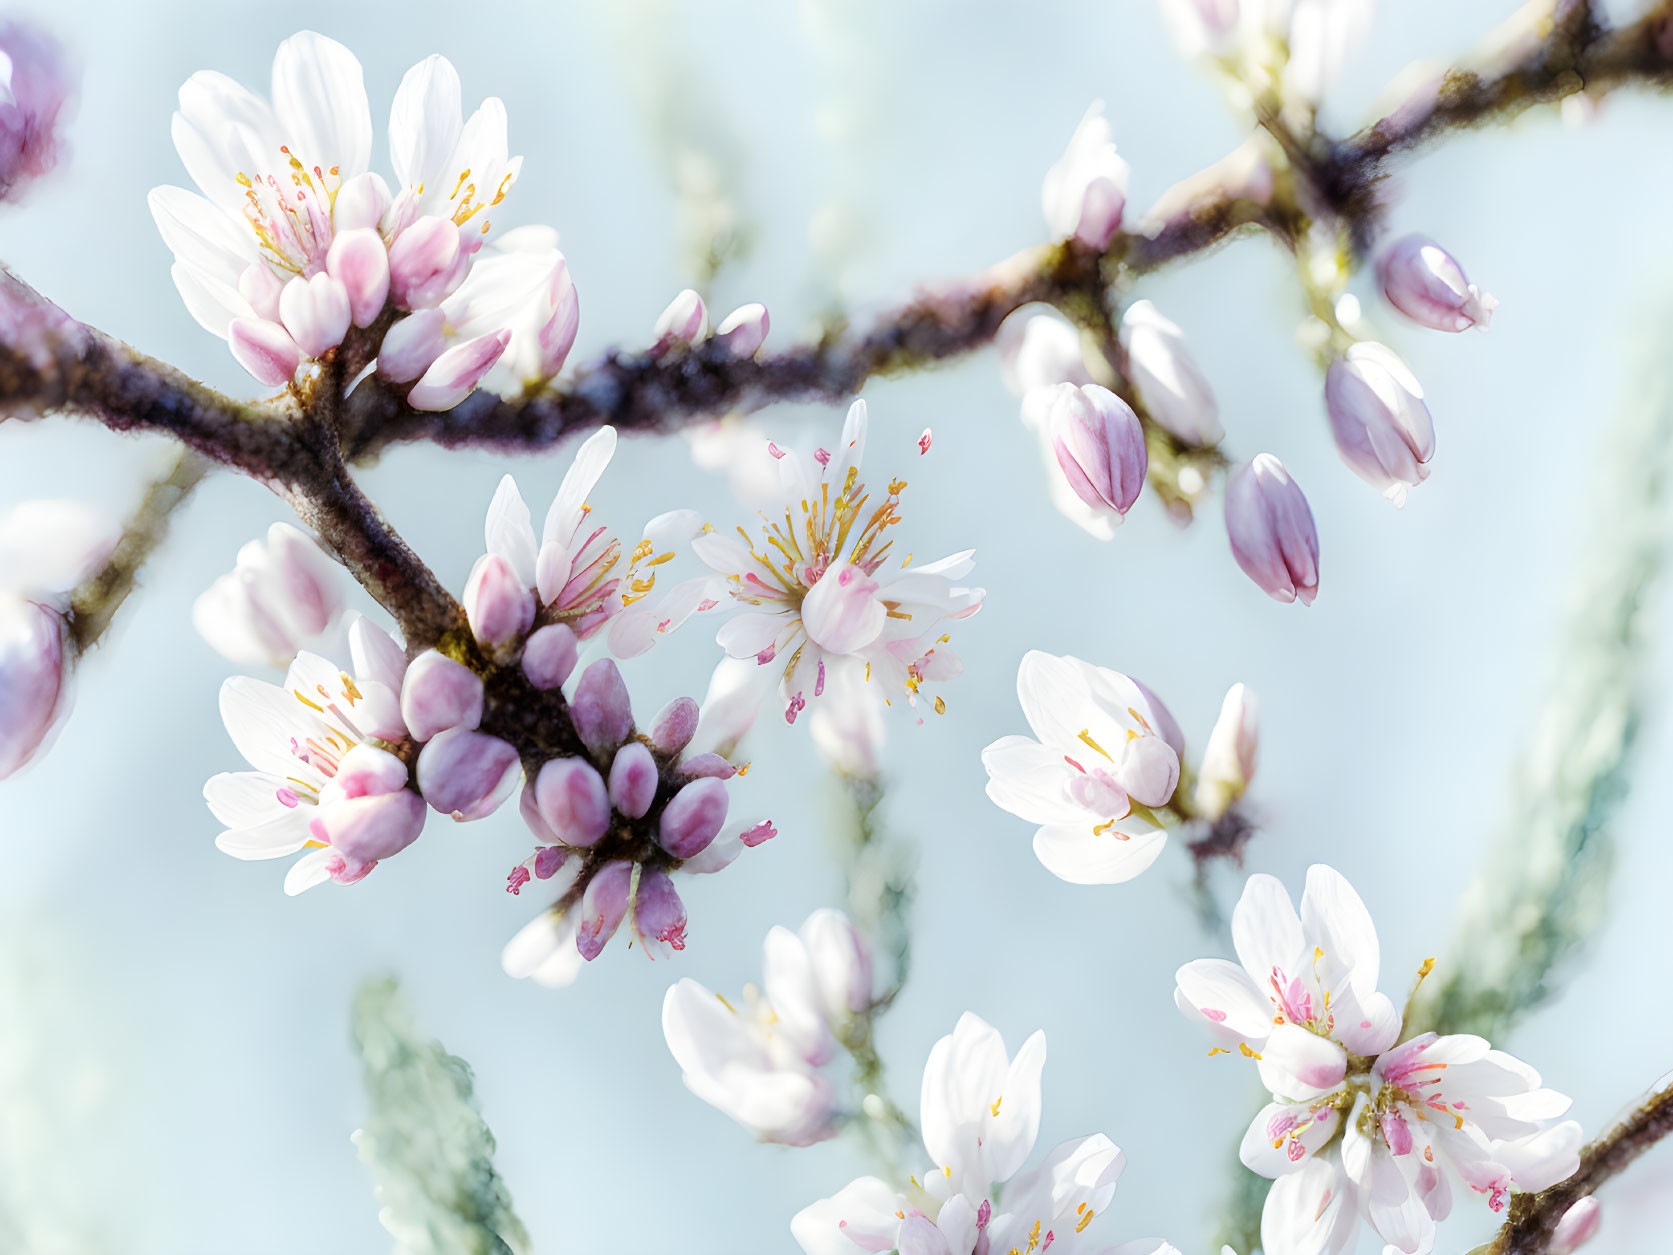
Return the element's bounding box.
[1489,1080,1673,1255]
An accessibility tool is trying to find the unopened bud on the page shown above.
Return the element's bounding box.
[648,695,700,755]
[658,776,730,858]
[1324,341,1435,507]
[0,20,74,202]
[415,728,520,820]
[464,552,536,649]
[713,303,769,358]
[1047,382,1147,518]
[1194,682,1259,819]
[533,757,611,847]
[1042,101,1128,251]
[1376,233,1496,333]
[400,649,483,742]
[388,215,466,309]
[521,623,579,689]
[1550,1197,1601,1255]
[278,272,351,360]
[570,658,634,755]
[0,597,63,779]
[326,227,391,328]
[1119,300,1223,446]
[632,866,688,956]
[653,288,709,346]
[799,908,874,1023]
[575,860,633,961]
[331,171,391,234]
[608,741,658,819]
[1225,455,1319,606]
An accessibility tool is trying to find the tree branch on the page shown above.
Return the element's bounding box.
[65,449,209,652]
[1489,1080,1673,1255]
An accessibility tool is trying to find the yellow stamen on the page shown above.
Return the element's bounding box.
[1077,729,1113,761]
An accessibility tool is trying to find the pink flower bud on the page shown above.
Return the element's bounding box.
[533,757,611,846]
[608,741,658,819]
[633,866,688,956]
[676,752,736,780]
[649,696,699,755]
[400,649,484,742]
[0,597,63,779]
[377,309,447,383]
[713,303,769,358]
[1129,676,1186,757]
[0,20,74,202]
[388,216,466,309]
[1376,234,1496,333]
[653,288,708,345]
[463,552,536,649]
[1042,102,1129,250]
[278,272,351,360]
[521,623,578,689]
[1550,1197,1601,1255]
[575,860,633,961]
[1325,342,1435,507]
[800,908,873,1022]
[192,522,345,668]
[1118,300,1223,445]
[238,262,283,323]
[800,563,885,655]
[1194,682,1259,819]
[415,728,521,820]
[658,776,729,858]
[1047,382,1147,517]
[407,329,511,411]
[326,228,391,328]
[1225,454,1319,606]
[570,658,634,755]
[308,789,426,883]
[332,171,391,234]
[228,317,302,388]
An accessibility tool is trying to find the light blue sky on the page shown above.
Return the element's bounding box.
[3,1,1672,1252]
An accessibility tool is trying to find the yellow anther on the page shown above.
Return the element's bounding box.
[943,1165,951,1177]
[292,690,325,713]
[934,696,946,715]
[1076,1208,1095,1234]
[1092,818,1116,836]
[715,993,736,1013]
[1238,1042,1263,1060]
[1077,729,1113,761]
[990,1096,1002,1117]
[451,168,472,199]
[1207,1047,1230,1056]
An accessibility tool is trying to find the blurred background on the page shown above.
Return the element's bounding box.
[2,0,1671,1251]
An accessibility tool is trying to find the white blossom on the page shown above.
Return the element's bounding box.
[982,651,1181,885]
[193,521,346,668]
[695,400,984,724]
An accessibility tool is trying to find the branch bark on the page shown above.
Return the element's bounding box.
[1489,1081,1673,1254]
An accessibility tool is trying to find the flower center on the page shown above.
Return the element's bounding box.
[237,146,342,276]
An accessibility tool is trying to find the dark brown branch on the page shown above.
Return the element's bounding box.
[1489,1080,1673,1254]
[65,450,209,652]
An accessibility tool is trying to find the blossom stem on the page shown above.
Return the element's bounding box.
[1488,1079,1673,1255]
[65,449,208,653]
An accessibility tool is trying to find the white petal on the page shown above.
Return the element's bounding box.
[214,810,312,860]
[347,614,408,691]
[388,54,461,190]
[545,427,618,545]
[218,675,315,777]
[172,71,281,210]
[169,262,254,339]
[205,770,301,828]
[1174,958,1273,1042]
[1255,1023,1348,1101]
[282,846,336,894]
[1299,863,1383,997]
[1032,821,1167,885]
[1232,873,1306,990]
[270,31,372,177]
[484,475,539,587]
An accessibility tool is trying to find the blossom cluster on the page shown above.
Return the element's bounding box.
[1177,866,1583,1255]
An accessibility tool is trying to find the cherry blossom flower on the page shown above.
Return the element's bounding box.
[1175,864,1401,1081]
[982,651,1182,885]
[695,400,984,724]
[793,1012,1171,1255]
[192,521,346,668]
[206,616,422,893]
[1336,1035,1582,1254]
[660,909,872,1145]
[149,31,560,399]
[465,428,716,663]
[1182,866,1582,1255]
